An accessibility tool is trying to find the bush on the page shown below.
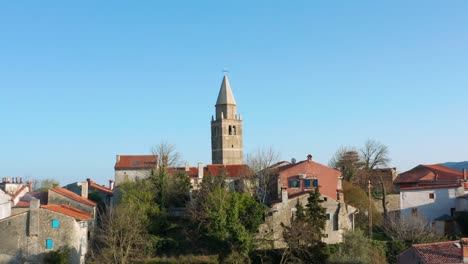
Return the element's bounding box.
[43,246,70,264]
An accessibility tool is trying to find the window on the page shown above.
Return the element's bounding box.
[52,219,59,229]
[289,179,300,188]
[326,213,331,220]
[323,197,328,201]
[229,126,232,135]
[133,161,139,165]
[429,193,434,199]
[304,179,311,188]
[313,179,318,187]
[451,208,456,216]
[411,208,418,217]
[46,239,54,249]
[233,126,236,135]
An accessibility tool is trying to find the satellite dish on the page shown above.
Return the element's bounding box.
[291,158,296,164]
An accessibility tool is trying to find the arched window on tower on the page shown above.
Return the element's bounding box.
[233,126,236,135]
[229,126,232,135]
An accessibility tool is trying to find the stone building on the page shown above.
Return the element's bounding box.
[211,75,243,165]
[258,155,357,247]
[0,198,92,264]
[114,155,158,185]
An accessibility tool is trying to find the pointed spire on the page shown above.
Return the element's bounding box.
[216,75,237,105]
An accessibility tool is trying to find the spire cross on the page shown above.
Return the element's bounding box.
[222,68,229,75]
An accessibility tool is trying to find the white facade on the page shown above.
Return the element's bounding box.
[0,190,11,219]
[400,186,464,222]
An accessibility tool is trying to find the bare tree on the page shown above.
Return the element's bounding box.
[245,146,280,204]
[329,146,362,182]
[94,203,150,264]
[382,214,443,245]
[151,141,182,168]
[360,139,390,170]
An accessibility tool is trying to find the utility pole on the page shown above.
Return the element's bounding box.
[368,180,372,238]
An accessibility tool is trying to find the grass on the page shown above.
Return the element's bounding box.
[135,255,218,264]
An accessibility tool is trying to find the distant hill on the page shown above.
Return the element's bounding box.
[440,161,468,171]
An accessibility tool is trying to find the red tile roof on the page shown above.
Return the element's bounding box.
[205,164,252,178]
[11,185,28,200]
[410,240,463,263]
[41,204,93,221]
[400,184,461,191]
[15,200,30,207]
[50,188,96,207]
[115,155,158,170]
[395,164,464,184]
[168,167,199,178]
[87,180,113,195]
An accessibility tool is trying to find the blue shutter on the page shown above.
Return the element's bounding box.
[46,239,54,249]
[326,213,331,220]
[289,180,300,188]
[52,219,59,228]
[304,179,311,188]
[313,179,318,187]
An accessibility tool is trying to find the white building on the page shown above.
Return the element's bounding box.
[395,164,468,223]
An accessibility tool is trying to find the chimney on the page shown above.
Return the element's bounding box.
[27,180,33,192]
[29,197,40,210]
[198,163,204,179]
[307,154,312,162]
[19,177,23,184]
[337,176,344,203]
[281,187,288,204]
[77,181,88,198]
[185,162,190,172]
[116,155,121,163]
[461,238,468,263]
[109,180,114,190]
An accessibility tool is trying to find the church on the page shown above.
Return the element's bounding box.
[114,75,249,186]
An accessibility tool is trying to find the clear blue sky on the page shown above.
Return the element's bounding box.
[1,1,467,185]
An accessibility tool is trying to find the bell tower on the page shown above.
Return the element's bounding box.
[211,75,243,164]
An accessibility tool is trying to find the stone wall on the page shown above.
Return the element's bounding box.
[114,168,153,185]
[0,208,88,264]
[258,192,356,249]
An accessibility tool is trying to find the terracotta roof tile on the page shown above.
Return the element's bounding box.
[41,204,93,221]
[50,188,96,207]
[400,183,461,191]
[15,200,30,207]
[395,164,463,184]
[88,180,113,195]
[11,185,28,200]
[205,164,252,178]
[115,155,158,170]
[412,240,463,263]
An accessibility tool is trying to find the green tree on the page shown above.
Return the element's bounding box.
[281,188,329,264]
[327,229,386,264]
[189,177,265,261]
[342,181,381,231]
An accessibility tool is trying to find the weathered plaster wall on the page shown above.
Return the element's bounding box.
[400,186,462,222]
[115,169,152,185]
[0,209,88,264]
